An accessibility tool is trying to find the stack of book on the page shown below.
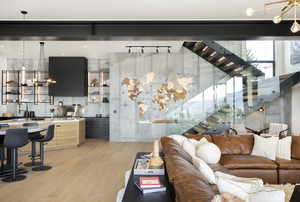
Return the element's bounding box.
[135,176,166,194]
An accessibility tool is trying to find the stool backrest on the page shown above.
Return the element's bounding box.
[4,128,29,148]
[23,122,39,127]
[43,125,55,142]
[0,124,9,129]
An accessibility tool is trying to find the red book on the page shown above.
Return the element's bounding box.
[139,177,161,188]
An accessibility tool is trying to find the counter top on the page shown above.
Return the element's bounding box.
[0,118,85,126]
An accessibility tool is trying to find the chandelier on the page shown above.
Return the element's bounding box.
[246,0,300,33]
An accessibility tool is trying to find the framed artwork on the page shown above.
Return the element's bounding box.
[290,41,300,65]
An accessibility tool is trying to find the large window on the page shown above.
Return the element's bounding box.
[245,41,275,79]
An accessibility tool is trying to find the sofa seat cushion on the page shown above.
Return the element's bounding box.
[220,155,277,169]
[276,158,300,169]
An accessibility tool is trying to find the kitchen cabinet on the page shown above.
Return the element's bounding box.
[45,119,86,150]
[85,117,109,140]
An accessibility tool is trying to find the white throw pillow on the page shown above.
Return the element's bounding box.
[187,137,208,147]
[215,172,263,193]
[196,142,221,164]
[182,139,196,158]
[192,157,216,184]
[251,135,279,160]
[168,135,187,146]
[276,136,292,160]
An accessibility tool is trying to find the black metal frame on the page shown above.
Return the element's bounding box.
[246,40,276,77]
[1,70,54,105]
[0,20,300,40]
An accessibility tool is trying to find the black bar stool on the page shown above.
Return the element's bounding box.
[32,125,54,171]
[22,122,42,167]
[2,128,29,182]
[0,124,9,172]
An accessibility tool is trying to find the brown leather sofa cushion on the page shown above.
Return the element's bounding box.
[184,133,213,142]
[174,177,217,202]
[276,158,300,169]
[160,137,192,163]
[278,169,300,184]
[164,154,217,202]
[292,136,300,159]
[220,154,277,169]
[230,169,278,184]
[212,135,254,155]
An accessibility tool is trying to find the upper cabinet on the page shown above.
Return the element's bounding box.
[49,57,88,97]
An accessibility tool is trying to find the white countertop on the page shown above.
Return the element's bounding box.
[0,118,85,126]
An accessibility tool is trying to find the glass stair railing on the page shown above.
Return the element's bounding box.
[164,41,300,136]
[166,72,300,136]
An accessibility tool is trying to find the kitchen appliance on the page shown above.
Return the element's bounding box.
[72,104,83,117]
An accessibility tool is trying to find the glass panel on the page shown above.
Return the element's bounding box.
[250,63,274,79]
[246,41,274,61]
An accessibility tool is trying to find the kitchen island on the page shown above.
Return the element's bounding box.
[0,118,86,151]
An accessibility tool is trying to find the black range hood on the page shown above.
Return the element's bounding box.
[49,57,88,97]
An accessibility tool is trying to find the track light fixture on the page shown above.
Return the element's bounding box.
[125,46,172,54]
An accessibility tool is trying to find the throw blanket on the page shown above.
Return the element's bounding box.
[265,184,295,202]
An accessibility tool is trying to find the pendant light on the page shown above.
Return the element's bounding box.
[20,10,27,86]
[33,42,56,85]
[246,0,300,33]
[20,11,27,70]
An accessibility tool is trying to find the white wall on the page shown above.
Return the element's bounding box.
[275,41,300,135]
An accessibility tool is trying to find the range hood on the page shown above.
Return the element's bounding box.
[49,57,88,97]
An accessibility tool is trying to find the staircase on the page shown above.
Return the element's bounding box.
[183,41,264,77]
[165,41,300,136]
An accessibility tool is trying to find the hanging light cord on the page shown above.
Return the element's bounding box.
[294,1,297,23]
[21,11,27,69]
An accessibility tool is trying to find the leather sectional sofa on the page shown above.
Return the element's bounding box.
[160,134,300,202]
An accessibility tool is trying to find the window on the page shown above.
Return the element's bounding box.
[245,41,275,79]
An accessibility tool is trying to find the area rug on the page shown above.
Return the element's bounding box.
[116,170,131,202]
[265,184,295,202]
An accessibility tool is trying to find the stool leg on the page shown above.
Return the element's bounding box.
[2,148,27,182]
[24,141,40,167]
[32,143,51,171]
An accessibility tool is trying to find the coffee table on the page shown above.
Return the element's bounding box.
[122,152,175,202]
[290,185,300,202]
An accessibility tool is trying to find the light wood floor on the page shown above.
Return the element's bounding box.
[0,140,152,202]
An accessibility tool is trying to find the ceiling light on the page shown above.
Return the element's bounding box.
[291,20,300,33]
[20,10,28,70]
[247,0,300,33]
[141,47,144,54]
[246,8,255,16]
[156,47,159,54]
[273,15,282,24]
[128,46,131,54]
[168,47,171,54]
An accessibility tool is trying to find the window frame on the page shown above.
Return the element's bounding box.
[246,40,276,78]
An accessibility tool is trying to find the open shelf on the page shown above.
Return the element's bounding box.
[1,70,54,105]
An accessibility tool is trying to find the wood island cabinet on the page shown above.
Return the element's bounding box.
[45,119,86,150]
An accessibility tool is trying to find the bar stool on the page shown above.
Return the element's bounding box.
[2,128,29,182]
[32,125,54,171]
[0,124,9,173]
[23,122,42,167]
